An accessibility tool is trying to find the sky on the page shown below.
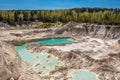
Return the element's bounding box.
[0,0,120,10]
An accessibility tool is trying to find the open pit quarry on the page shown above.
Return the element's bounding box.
[0,22,120,80]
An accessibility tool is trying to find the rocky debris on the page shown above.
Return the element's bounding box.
[0,22,62,29]
[0,22,39,28]
[0,22,10,27]
[13,22,38,27]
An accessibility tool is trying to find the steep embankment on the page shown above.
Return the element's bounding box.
[0,41,41,80]
[0,42,21,80]
[55,22,120,39]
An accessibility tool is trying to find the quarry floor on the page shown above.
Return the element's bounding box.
[0,28,120,80]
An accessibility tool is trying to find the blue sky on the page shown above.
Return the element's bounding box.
[0,0,120,10]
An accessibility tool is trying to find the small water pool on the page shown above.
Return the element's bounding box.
[33,38,74,45]
[15,38,74,76]
[69,70,98,80]
[16,44,61,76]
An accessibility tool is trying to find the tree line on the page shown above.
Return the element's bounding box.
[0,8,120,25]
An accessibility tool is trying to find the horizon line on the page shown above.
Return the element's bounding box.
[0,7,120,10]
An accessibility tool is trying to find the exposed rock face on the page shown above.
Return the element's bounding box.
[1,21,119,39]
[55,23,120,39]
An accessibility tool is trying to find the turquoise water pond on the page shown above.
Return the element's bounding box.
[70,70,98,80]
[16,44,58,75]
[33,38,74,45]
[15,38,74,76]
